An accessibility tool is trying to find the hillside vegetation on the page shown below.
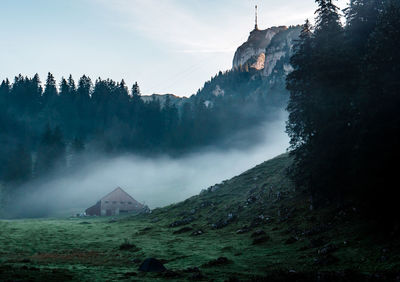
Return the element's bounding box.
[1,154,399,281]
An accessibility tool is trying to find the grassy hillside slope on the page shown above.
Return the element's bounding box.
[0,154,399,281]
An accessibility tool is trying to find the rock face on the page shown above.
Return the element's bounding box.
[262,27,301,77]
[232,26,301,77]
[233,26,287,70]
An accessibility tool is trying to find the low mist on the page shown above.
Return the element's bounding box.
[8,113,289,218]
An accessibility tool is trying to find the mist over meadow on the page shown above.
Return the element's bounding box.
[8,113,288,218]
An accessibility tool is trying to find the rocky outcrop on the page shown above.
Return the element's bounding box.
[233,26,287,70]
[232,25,301,78]
[262,27,301,77]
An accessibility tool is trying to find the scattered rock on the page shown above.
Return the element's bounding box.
[109,218,118,223]
[236,227,250,234]
[173,227,193,234]
[169,217,195,228]
[201,185,221,194]
[318,243,337,255]
[210,185,220,192]
[191,230,204,236]
[212,214,236,229]
[247,196,257,204]
[139,258,167,272]
[199,201,212,208]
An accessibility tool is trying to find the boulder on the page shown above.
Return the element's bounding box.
[139,258,166,272]
[169,217,195,227]
[191,230,204,236]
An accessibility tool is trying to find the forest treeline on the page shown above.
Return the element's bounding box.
[286,0,400,226]
[0,67,282,187]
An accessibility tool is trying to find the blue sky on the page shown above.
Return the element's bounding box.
[0,0,348,97]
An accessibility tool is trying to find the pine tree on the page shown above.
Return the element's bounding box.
[43,72,58,100]
[67,75,77,96]
[286,1,352,200]
[286,20,315,191]
[0,79,11,110]
[3,144,32,183]
[352,1,400,222]
[35,125,66,176]
[59,77,69,98]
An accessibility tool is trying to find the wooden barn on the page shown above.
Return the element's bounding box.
[85,187,145,216]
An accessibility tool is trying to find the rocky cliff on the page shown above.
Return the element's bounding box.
[232,25,301,78]
[233,26,287,70]
[147,25,301,109]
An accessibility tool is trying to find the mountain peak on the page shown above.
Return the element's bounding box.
[233,26,288,71]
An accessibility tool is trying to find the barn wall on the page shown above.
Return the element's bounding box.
[85,201,101,216]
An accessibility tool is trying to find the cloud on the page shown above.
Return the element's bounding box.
[93,0,243,54]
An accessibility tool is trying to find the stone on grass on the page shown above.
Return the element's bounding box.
[139,258,166,272]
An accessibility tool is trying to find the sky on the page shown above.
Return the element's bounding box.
[0,0,348,97]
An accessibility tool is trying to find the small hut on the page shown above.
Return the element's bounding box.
[85,187,146,216]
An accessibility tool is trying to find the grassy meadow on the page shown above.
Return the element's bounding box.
[1,155,399,281]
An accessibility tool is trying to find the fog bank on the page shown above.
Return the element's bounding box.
[9,114,289,217]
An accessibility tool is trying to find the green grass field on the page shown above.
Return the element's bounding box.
[1,154,399,281]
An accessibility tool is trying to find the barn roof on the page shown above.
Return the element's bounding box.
[100,187,141,206]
